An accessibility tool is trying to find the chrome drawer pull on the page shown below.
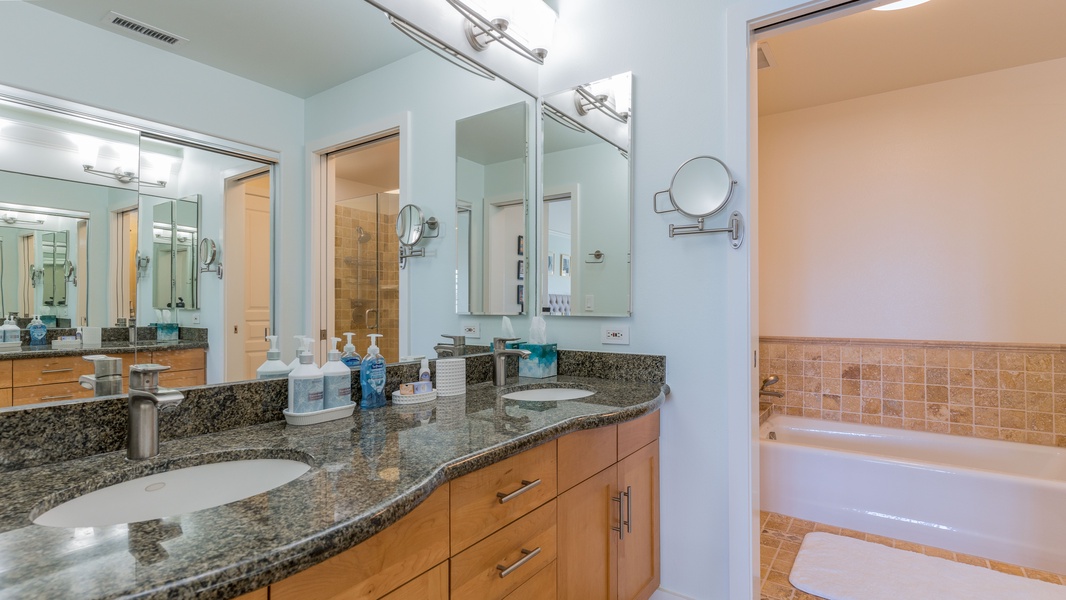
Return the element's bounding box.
[496,479,541,504]
[612,492,625,540]
[41,395,74,401]
[624,485,632,534]
[496,547,541,578]
[41,368,74,374]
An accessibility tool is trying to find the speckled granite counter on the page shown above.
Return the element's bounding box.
[0,375,665,599]
[0,339,207,360]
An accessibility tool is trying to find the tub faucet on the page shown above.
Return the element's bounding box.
[434,334,467,358]
[493,337,530,386]
[760,374,784,398]
[128,364,184,460]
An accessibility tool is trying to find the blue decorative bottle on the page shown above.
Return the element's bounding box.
[28,315,47,346]
[359,334,386,409]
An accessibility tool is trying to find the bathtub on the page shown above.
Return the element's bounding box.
[760,415,1066,574]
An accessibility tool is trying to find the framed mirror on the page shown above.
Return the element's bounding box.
[539,72,633,317]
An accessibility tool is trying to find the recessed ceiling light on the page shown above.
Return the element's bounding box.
[873,0,931,11]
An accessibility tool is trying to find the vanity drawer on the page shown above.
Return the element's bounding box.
[0,360,11,388]
[151,348,205,372]
[558,425,617,492]
[270,484,450,600]
[381,562,448,600]
[0,388,11,407]
[618,411,660,459]
[504,559,556,600]
[450,441,557,553]
[12,356,93,387]
[158,369,205,388]
[13,382,93,406]
[451,500,557,600]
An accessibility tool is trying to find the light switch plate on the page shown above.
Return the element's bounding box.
[601,325,630,345]
[191,314,200,324]
[462,322,480,338]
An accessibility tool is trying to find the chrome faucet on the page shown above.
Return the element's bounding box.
[493,337,530,386]
[434,334,467,358]
[760,374,784,398]
[127,364,184,460]
[79,355,123,397]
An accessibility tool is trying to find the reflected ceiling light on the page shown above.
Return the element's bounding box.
[873,0,932,11]
[574,80,630,123]
[82,164,167,188]
[446,0,557,65]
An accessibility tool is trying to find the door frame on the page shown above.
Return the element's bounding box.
[725,0,881,596]
[309,113,411,364]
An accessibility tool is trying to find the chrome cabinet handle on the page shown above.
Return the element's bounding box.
[496,479,541,504]
[41,368,74,374]
[41,394,74,401]
[624,485,632,534]
[612,492,625,540]
[496,547,541,578]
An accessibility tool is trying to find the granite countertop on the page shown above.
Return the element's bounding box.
[0,340,208,360]
[0,375,665,599]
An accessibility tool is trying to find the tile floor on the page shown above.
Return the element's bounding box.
[760,511,1066,600]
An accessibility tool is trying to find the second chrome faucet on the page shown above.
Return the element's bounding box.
[493,337,530,386]
[128,364,185,460]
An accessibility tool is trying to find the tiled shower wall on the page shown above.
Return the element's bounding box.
[759,337,1066,447]
[335,202,399,362]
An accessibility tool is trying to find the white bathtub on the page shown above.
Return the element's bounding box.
[760,415,1066,573]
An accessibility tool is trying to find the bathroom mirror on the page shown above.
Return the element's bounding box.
[150,194,199,312]
[665,156,734,219]
[538,72,632,317]
[396,204,426,247]
[455,101,529,316]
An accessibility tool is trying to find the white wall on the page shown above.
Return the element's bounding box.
[0,2,306,363]
[760,56,1066,344]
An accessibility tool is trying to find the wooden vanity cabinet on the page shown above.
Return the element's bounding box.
[557,411,660,600]
[152,348,206,387]
[269,483,450,600]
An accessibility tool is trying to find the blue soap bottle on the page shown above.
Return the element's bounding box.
[359,333,386,409]
[28,315,47,346]
[341,332,361,368]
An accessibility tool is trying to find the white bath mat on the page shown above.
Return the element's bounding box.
[790,532,1066,600]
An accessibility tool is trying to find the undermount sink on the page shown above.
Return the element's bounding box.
[502,388,595,402]
[33,458,310,528]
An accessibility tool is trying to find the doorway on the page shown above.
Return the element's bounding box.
[324,135,401,363]
[224,170,272,381]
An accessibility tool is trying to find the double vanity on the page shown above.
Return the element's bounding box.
[0,350,665,600]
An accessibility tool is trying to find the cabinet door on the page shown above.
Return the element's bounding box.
[557,464,617,600]
[617,440,660,600]
[381,562,448,600]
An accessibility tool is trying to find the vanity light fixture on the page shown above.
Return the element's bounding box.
[388,15,496,81]
[446,0,557,65]
[873,0,932,11]
[543,104,587,133]
[574,78,631,124]
[82,164,167,188]
[1,214,43,226]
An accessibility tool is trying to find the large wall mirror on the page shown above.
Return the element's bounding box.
[455,102,529,316]
[0,89,276,384]
[539,72,633,317]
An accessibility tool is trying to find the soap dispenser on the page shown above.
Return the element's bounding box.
[0,315,20,343]
[257,335,292,380]
[288,346,323,414]
[28,315,47,346]
[288,336,314,372]
[359,333,386,409]
[341,332,361,368]
[322,337,353,409]
[419,357,431,382]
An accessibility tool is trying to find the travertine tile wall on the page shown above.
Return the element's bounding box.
[335,201,399,362]
[759,337,1066,447]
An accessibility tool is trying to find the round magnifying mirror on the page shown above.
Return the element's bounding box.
[63,260,74,279]
[396,204,425,247]
[668,156,735,219]
[199,238,217,266]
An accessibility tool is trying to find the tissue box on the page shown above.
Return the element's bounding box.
[508,343,557,378]
[156,323,179,341]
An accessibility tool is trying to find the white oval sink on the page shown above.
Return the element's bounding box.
[34,458,310,528]
[503,388,594,402]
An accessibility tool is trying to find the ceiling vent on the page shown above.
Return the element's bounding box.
[101,11,188,46]
[756,42,775,70]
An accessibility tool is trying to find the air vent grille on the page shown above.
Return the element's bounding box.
[103,12,188,46]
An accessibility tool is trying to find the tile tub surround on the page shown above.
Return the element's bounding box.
[760,337,1066,447]
[0,376,665,599]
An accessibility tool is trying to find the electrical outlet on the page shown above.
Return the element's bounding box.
[601,325,630,345]
[462,322,481,338]
[191,314,200,324]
